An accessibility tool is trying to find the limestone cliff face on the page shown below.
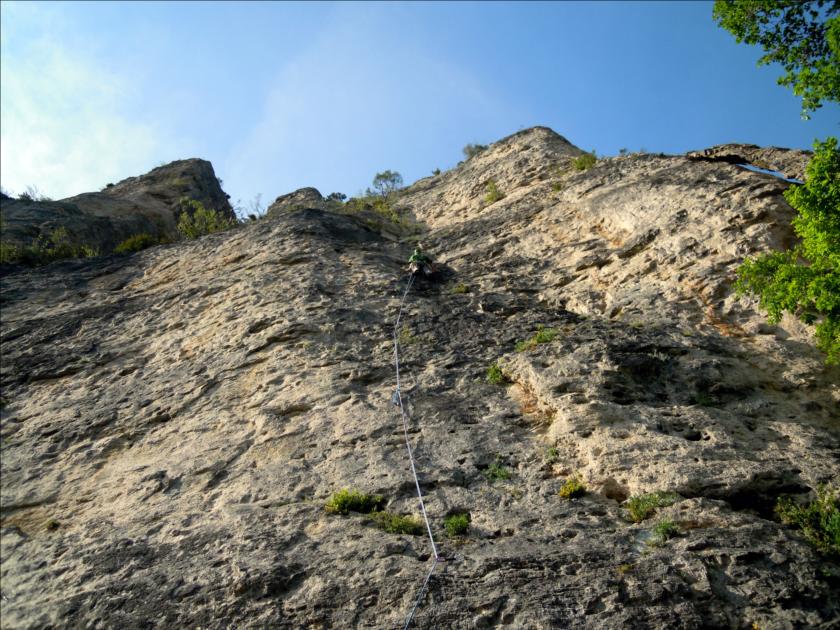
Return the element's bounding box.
[1,128,837,629]
[0,158,233,253]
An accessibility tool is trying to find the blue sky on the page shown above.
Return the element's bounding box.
[1,1,837,214]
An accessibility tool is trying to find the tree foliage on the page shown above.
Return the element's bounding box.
[736,137,840,363]
[712,0,840,118]
[370,170,403,197]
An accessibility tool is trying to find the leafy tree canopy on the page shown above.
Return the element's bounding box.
[736,137,840,363]
[370,170,403,197]
[713,0,840,117]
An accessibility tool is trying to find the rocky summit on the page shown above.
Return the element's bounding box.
[1,126,838,629]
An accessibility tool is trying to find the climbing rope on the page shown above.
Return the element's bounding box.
[392,271,443,629]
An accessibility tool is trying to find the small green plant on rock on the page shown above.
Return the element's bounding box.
[450,282,470,294]
[776,485,839,555]
[573,151,597,171]
[649,519,680,546]
[484,458,511,482]
[398,325,417,346]
[369,511,424,535]
[484,179,504,204]
[486,362,507,385]
[544,446,559,464]
[324,489,384,515]
[558,475,586,499]
[625,492,681,523]
[114,233,159,254]
[444,512,471,537]
[515,325,558,352]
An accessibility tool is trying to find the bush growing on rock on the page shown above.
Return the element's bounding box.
[324,489,384,515]
[649,519,680,546]
[484,180,504,204]
[558,475,586,499]
[368,511,423,535]
[0,227,99,266]
[114,233,160,254]
[177,198,236,239]
[776,485,839,555]
[463,143,488,159]
[485,362,506,385]
[444,512,471,537]
[625,492,681,523]
[573,151,597,171]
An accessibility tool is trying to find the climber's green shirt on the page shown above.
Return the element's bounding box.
[408,250,430,264]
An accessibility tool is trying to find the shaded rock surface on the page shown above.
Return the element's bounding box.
[266,187,330,217]
[1,127,838,629]
[686,143,812,182]
[0,159,233,253]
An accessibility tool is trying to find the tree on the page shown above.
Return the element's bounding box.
[463,143,488,159]
[713,0,840,118]
[735,138,839,363]
[715,1,840,363]
[370,170,403,197]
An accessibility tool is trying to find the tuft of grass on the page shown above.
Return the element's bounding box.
[114,233,159,254]
[369,511,424,535]
[444,512,471,538]
[515,325,558,352]
[558,475,586,499]
[324,489,384,515]
[544,446,559,464]
[649,519,680,546]
[572,151,597,171]
[625,492,681,523]
[551,181,564,192]
[484,458,511,482]
[616,563,634,575]
[484,179,504,204]
[486,362,507,385]
[450,282,470,294]
[776,486,839,555]
[398,325,417,346]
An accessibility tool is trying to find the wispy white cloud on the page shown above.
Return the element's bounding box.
[0,2,165,199]
[225,4,520,203]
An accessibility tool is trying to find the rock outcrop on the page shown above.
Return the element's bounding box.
[1,127,837,629]
[0,159,233,253]
[266,187,330,217]
[686,143,811,181]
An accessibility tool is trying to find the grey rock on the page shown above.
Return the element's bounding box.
[1,158,233,254]
[1,126,838,629]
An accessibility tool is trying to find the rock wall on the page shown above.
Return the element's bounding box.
[1,128,837,628]
[0,158,233,253]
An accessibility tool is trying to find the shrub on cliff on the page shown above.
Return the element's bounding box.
[114,233,160,254]
[463,143,488,159]
[736,137,839,364]
[177,199,236,239]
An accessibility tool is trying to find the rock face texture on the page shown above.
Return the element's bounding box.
[0,159,233,253]
[1,127,838,629]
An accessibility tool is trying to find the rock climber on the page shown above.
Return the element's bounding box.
[407,245,434,277]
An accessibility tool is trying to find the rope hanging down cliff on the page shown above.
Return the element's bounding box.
[392,270,444,629]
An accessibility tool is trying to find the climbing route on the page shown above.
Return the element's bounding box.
[392,271,444,629]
